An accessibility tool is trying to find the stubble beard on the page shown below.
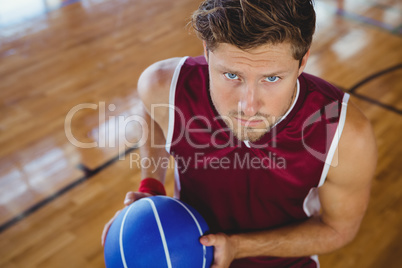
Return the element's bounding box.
[210,84,297,143]
[224,112,276,142]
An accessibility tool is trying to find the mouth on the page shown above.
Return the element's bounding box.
[234,117,265,127]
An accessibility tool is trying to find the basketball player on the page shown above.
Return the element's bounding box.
[102,1,377,267]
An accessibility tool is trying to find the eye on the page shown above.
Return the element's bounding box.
[265,76,280,82]
[224,73,239,80]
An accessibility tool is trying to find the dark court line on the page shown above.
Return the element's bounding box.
[2,61,401,232]
[2,62,401,232]
[337,9,396,33]
[349,64,402,93]
[334,79,402,116]
[318,0,401,36]
[392,24,402,36]
[77,145,138,178]
[348,92,402,115]
[372,3,402,14]
[0,146,138,233]
[1,0,400,236]
[60,0,82,8]
[332,64,402,115]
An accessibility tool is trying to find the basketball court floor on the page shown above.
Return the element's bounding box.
[0,0,401,267]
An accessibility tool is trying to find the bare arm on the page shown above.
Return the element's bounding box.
[135,57,182,183]
[201,101,377,266]
[138,107,170,181]
[101,57,182,245]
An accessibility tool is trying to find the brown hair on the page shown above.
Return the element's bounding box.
[191,0,316,60]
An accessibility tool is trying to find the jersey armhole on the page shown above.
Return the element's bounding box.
[165,56,189,153]
[317,93,350,187]
[303,93,350,218]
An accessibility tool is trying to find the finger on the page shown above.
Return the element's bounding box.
[101,210,121,246]
[124,192,152,206]
[124,192,136,206]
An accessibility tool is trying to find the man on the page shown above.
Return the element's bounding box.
[102,0,377,267]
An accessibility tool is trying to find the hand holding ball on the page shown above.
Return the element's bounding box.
[104,196,213,268]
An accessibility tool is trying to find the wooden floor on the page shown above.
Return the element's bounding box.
[0,0,401,267]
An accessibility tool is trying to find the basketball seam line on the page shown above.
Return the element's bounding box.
[145,199,173,268]
[170,198,207,268]
[119,205,135,268]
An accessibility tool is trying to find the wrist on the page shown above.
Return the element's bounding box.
[228,234,242,259]
[138,178,166,196]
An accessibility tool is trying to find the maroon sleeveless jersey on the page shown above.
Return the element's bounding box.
[165,56,349,267]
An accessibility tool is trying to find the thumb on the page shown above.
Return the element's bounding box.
[124,192,151,206]
[199,234,216,246]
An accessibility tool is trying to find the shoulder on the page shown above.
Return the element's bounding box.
[138,57,184,108]
[137,57,184,128]
[326,99,377,187]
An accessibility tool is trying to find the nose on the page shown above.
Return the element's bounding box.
[239,83,260,117]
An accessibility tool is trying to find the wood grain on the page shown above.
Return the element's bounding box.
[0,0,401,267]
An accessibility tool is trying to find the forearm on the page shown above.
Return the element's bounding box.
[139,139,170,182]
[230,216,349,259]
[139,107,170,183]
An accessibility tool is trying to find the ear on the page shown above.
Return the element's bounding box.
[203,41,209,62]
[298,49,310,76]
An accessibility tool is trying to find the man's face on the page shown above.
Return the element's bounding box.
[205,42,308,142]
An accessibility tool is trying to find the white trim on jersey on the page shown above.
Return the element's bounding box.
[318,93,350,187]
[303,187,320,217]
[303,93,350,215]
[173,162,181,199]
[311,255,320,268]
[272,79,301,128]
[165,56,189,153]
[244,140,251,148]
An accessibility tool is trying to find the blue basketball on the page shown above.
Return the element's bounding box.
[104,196,213,268]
